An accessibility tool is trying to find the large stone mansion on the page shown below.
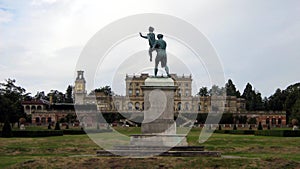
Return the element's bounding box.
[22,70,287,126]
[74,71,246,114]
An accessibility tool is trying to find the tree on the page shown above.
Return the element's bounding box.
[290,99,300,121]
[47,90,65,103]
[257,122,263,130]
[218,124,222,130]
[236,115,247,124]
[209,85,225,96]
[254,92,264,110]
[267,83,300,123]
[233,124,237,130]
[0,79,28,126]
[268,88,285,111]
[248,117,257,125]
[65,113,77,123]
[225,79,240,97]
[242,83,263,111]
[2,120,12,137]
[34,91,47,100]
[220,113,233,124]
[97,86,114,96]
[198,87,209,96]
[263,97,270,111]
[65,85,73,103]
[55,122,61,130]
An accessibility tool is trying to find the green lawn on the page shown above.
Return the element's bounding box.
[1,127,300,168]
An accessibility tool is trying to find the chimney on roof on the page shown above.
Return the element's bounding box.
[49,94,53,105]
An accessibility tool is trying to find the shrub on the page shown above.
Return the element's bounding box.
[63,129,86,135]
[55,122,61,130]
[214,130,255,135]
[233,124,237,130]
[292,119,299,126]
[255,130,300,137]
[12,130,63,137]
[48,123,51,130]
[2,120,12,137]
[257,122,263,130]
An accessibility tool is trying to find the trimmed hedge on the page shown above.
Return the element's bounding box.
[1,130,63,137]
[63,129,113,135]
[214,130,255,135]
[255,130,300,137]
[63,129,86,135]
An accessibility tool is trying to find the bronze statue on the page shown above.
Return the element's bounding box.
[140,27,170,77]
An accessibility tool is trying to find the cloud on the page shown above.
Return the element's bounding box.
[0,8,13,23]
[0,0,299,97]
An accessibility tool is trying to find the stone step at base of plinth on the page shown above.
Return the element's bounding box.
[113,145,205,151]
[96,147,220,157]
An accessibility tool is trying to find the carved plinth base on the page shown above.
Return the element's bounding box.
[130,134,187,147]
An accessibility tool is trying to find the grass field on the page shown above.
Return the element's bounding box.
[0,127,300,169]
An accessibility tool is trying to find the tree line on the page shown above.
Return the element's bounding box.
[198,79,300,122]
[1,78,300,126]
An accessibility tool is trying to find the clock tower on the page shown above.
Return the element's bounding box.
[74,70,86,104]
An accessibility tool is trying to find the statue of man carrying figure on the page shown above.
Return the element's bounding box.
[140,26,170,77]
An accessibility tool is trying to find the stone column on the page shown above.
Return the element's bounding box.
[130,77,187,147]
[141,77,177,134]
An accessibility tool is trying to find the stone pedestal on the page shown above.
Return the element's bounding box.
[97,76,220,157]
[130,77,187,147]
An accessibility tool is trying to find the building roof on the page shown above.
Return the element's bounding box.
[22,99,50,105]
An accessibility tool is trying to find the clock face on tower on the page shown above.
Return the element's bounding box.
[76,84,83,91]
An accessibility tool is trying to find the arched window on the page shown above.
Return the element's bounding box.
[41,117,46,124]
[278,118,282,125]
[136,90,140,96]
[266,118,270,124]
[135,102,140,110]
[47,117,52,123]
[198,103,201,111]
[177,102,181,111]
[35,117,40,123]
[185,102,189,110]
[37,106,42,110]
[128,102,133,110]
[272,118,276,125]
[185,90,189,96]
[115,102,120,110]
[128,90,133,96]
[25,106,30,110]
[31,106,36,110]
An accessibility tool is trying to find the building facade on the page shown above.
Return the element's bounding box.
[22,70,286,126]
[74,71,246,114]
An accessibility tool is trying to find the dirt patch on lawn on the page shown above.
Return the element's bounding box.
[8,156,300,169]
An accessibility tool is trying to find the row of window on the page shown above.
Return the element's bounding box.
[128,89,140,96]
[35,117,52,123]
[25,105,43,110]
[128,89,191,97]
[266,118,282,125]
[114,102,204,111]
[129,82,190,87]
[177,90,190,97]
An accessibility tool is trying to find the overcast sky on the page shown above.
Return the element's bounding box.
[0,0,299,97]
